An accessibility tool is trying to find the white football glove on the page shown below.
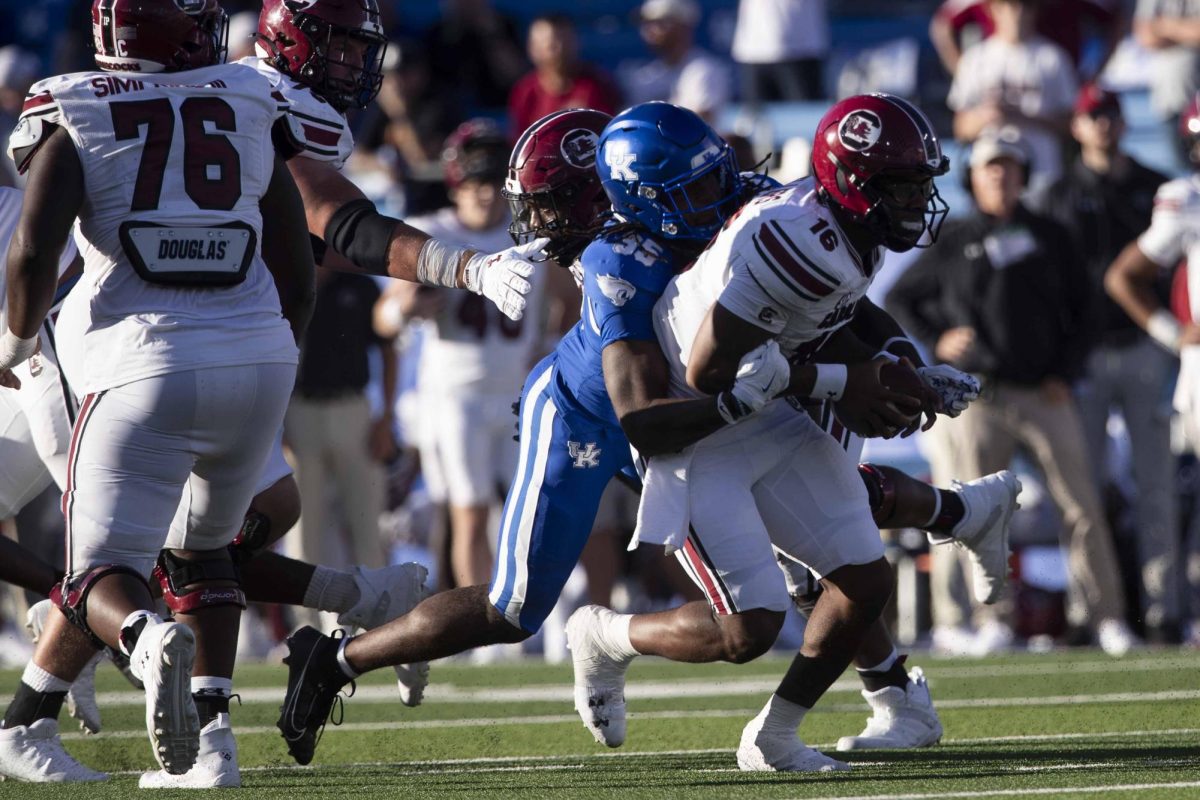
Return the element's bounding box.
[729,340,792,416]
[462,237,545,321]
[918,364,980,417]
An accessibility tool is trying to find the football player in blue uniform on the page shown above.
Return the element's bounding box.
[273,103,919,765]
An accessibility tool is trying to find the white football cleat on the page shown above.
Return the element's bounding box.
[566,605,633,748]
[737,712,849,772]
[0,718,107,782]
[836,667,943,751]
[337,562,429,630]
[394,661,430,708]
[1097,619,1140,657]
[947,470,1021,604]
[336,563,430,706]
[129,620,200,775]
[139,712,239,788]
[67,652,103,735]
[25,599,103,734]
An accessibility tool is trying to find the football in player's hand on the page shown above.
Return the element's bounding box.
[879,361,925,429]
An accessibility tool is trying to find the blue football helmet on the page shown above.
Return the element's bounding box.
[597,102,742,241]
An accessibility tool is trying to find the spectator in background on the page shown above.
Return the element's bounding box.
[947,0,1077,194]
[285,270,398,629]
[622,0,732,125]
[731,0,829,103]
[886,127,1138,657]
[930,0,1123,80]
[373,120,538,591]
[355,39,462,216]
[426,0,527,111]
[1106,95,1200,646]
[1134,0,1200,131]
[0,45,39,187]
[508,14,621,143]
[1033,85,1180,644]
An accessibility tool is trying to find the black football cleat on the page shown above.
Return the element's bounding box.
[276,626,354,765]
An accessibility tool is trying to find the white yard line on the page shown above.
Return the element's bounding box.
[88,676,1200,705]
[787,782,1200,800]
[89,655,1200,707]
[62,697,1200,741]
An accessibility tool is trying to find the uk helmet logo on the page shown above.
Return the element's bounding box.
[838,110,883,152]
[560,128,599,168]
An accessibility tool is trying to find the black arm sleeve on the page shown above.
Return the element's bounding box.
[324,199,397,277]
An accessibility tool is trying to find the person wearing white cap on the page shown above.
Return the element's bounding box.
[887,126,1139,658]
[621,0,732,124]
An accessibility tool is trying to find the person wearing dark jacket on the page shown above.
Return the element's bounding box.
[886,126,1137,656]
[1033,84,1180,644]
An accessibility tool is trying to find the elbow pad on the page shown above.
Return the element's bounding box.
[324,199,396,276]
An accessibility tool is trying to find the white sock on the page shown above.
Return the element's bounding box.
[336,636,360,679]
[191,676,233,696]
[856,647,900,675]
[921,487,943,530]
[304,566,360,613]
[599,612,640,661]
[21,663,71,693]
[758,693,808,735]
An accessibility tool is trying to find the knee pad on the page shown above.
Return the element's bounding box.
[153,549,246,615]
[228,510,272,564]
[52,565,148,648]
[858,463,897,525]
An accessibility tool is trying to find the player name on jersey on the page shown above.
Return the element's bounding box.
[121,222,255,286]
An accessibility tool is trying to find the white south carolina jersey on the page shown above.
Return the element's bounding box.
[239,56,353,170]
[407,208,544,395]
[9,63,298,394]
[1139,174,1200,321]
[654,177,882,399]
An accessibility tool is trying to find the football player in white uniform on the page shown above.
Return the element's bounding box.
[566,94,1010,771]
[1106,92,1200,640]
[0,0,315,783]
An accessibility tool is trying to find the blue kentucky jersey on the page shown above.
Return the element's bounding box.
[551,225,686,430]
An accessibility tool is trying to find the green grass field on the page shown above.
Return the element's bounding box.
[2,648,1198,798]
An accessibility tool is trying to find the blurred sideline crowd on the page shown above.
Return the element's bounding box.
[2,0,1200,662]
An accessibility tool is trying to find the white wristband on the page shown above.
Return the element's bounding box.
[1146,309,1183,354]
[811,363,847,401]
[873,350,901,363]
[415,238,470,290]
[0,329,38,370]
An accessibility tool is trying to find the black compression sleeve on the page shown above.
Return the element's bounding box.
[324,198,396,276]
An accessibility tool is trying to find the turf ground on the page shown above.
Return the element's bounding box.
[2,648,1197,798]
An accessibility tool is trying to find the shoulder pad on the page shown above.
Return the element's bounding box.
[8,111,59,176]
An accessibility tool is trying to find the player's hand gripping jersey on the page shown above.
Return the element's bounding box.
[9,63,299,395]
[654,177,884,401]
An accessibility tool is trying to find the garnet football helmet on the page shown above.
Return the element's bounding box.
[92,0,229,73]
[442,118,509,190]
[503,108,612,264]
[256,0,387,111]
[811,93,950,252]
[597,102,741,243]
